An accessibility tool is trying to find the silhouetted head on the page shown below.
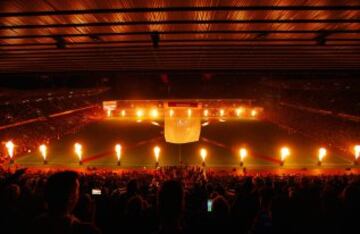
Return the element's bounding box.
[127,179,139,195]
[259,187,273,210]
[74,193,94,222]
[158,180,184,224]
[125,195,145,217]
[1,184,21,206]
[45,171,79,215]
[212,195,230,218]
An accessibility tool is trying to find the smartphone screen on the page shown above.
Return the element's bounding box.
[207,199,213,212]
[91,189,101,195]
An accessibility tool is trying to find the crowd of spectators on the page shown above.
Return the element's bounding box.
[266,104,359,154]
[261,78,360,116]
[0,87,108,162]
[0,166,359,234]
[0,88,108,126]
[0,106,104,162]
[261,78,359,155]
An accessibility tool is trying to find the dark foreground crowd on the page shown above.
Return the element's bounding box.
[0,167,359,234]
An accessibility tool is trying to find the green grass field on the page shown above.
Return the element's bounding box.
[16,119,354,169]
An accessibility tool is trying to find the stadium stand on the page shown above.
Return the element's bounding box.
[0,88,108,126]
[261,78,360,116]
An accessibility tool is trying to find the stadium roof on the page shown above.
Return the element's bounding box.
[0,0,360,73]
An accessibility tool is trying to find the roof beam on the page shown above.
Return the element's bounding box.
[2,39,360,49]
[1,19,360,29]
[0,30,359,39]
[1,6,360,17]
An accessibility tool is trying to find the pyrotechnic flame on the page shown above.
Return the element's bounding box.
[39,144,47,160]
[5,141,14,159]
[115,144,121,161]
[280,147,290,161]
[318,147,327,162]
[240,148,247,161]
[200,148,207,162]
[354,145,360,160]
[154,146,160,162]
[74,143,82,161]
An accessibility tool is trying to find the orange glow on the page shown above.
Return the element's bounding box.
[169,109,174,117]
[74,143,83,161]
[154,146,160,162]
[5,141,14,159]
[251,109,257,117]
[187,108,192,117]
[318,147,327,162]
[203,109,209,117]
[236,107,244,117]
[150,108,159,118]
[354,145,360,160]
[219,109,225,117]
[136,109,144,118]
[39,144,47,160]
[200,148,207,162]
[121,110,126,117]
[280,147,290,162]
[115,144,122,161]
[239,148,247,161]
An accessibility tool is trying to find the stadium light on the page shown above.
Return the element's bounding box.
[136,109,144,118]
[318,147,327,166]
[115,144,122,166]
[5,141,15,164]
[150,108,159,118]
[200,148,207,167]
[154,146,160,168]
[121,110,126,117]
[203,109,209,117]
[39,144,48,164]
[354,145,360,164]
[106,109,112,117]
[251,109,257,117]
[74,143,83,165]
[169,109,174,117]
[280,147,290,166]
[236,107,244,117]
[219,109,225,117]
[239,148,247,167]
[187,108,192,117]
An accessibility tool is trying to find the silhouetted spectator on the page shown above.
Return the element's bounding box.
[32,171,101,234]
[158,180,184,234]
[74,193,96,223]
[207,195,231,234]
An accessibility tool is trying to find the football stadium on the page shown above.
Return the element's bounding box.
[0,1,360,234]
[13,100,357,173]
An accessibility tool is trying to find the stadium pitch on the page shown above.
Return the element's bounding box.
[16,119,355,172]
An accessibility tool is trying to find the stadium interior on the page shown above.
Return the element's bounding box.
[0,1,359,234]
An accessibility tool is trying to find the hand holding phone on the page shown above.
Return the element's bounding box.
[91,188,101,195]
[207,199,213,212]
